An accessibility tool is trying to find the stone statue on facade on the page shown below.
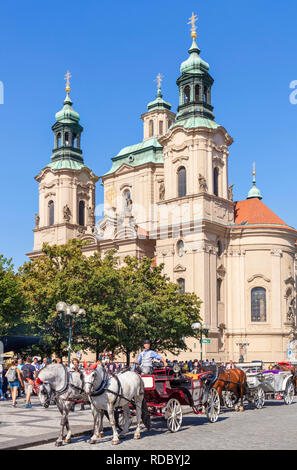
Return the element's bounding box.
[35,213,40,228]
[198,174,208,192]
[159,181,165,201]
[228,184,234,201]
[63,204,71,222]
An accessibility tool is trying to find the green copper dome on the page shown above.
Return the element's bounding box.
[55,93,80,124]
[247,165,262,200]
[147,88,172,111]
[180,38,210,75]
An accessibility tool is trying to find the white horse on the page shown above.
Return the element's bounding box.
[37,363,87,446]
[83,363,150,445]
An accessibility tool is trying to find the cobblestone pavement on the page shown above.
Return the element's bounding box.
[0,395,95,449]
[24,398,297,450]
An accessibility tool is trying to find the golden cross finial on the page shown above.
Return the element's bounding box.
[64,71,71,93]
[188,12,198,38]
[154,73,164,90]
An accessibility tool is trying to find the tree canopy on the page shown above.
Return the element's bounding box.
[18,240,202,362]
[0,255,25,336]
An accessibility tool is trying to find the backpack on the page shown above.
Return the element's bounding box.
[22,364,34,381]
[7,367,17,382]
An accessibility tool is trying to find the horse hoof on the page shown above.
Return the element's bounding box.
[134,434,141,440]
[64,439,71,444]
[88,439,97,445]
[240,406,244,412]
[99,432,104,438]
[234,405,239,412]
[55,441,63,447]
[112,439,120,445]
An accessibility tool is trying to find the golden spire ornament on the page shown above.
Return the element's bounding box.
[154,73,164,90]
[64,70,72,93]
[188,12,198,39]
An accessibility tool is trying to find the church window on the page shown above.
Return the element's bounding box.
[168,120,172,129]
[65,132,70,147]
[195,84,200,101]
[177,278,185,294]
[251,287,267,322]
[123,189,132,214]
[73,134,77,148]
[149,120,154,137]
[213,168,219,196]
[57,133,61,148]
[203,86,208,103]
[177,240,185,257]
[79,200,85,226]
[159,121,163,135]
[217,240,223,257]
[184,86,190,104]
[178,166,187,198]
[48,200,54,226]
[217,279,222,301]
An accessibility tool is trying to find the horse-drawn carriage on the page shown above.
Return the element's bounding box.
[139,364,221,432]
[238,362,295,407]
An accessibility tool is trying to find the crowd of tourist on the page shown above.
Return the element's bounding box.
[0,354,236,408]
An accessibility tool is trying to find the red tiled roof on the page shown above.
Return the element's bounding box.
[234,198,289,227]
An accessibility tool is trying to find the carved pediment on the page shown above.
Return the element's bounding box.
[114,164,134,175]
[173,264,186,273]
[172,156,189,165]
[247,274,271,283]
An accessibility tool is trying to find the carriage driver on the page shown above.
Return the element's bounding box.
[137,340,166,374]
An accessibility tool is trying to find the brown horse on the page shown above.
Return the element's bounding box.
[211,368,247,412]
[272,362,297,392]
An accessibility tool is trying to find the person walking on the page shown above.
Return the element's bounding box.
[22,357,36,408]
[6,360,23,407]
[0,362,6,400]
[70,358,85,411]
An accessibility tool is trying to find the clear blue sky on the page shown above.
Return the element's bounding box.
[0,0,296,268]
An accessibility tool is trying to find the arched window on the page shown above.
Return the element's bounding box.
[195,84,200,101]
[217,240,223,257]
[168,120,172,130]
[73,134,77,148]
[177,240,184,257]
[203,86,208,103]
[65,132,70,147]
[48,200,54,226]
[159,121,163,135]
[217,279,222,301]
[184,86,190,104]
[213,168,219,196]
[251,287,266,322]
[178,166,187,198]
[149,120,154,137]
[57,133,61,148]
[177,278,185,294]
[79,201,85,226]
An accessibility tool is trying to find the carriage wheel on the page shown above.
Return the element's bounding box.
[254,387,265,409]
[224,391,237,409]
[166,398,183,433]
[114,409,132,431]
[206,388,220,423]
[284,380,294,405]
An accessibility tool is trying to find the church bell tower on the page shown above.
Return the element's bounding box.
[29,72,99,256]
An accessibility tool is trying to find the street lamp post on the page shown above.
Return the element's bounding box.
[56,302,86,366]
[191,322,210,363]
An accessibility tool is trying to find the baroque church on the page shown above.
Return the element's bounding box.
[27,16,297,363]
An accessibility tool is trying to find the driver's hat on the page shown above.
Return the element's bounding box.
[143,339,151,344]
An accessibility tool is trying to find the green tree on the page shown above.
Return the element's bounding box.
[19,240,118,357]
[110,256,202,365]
[0,255,26,335]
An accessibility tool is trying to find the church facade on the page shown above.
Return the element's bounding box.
[27,20,297,363]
